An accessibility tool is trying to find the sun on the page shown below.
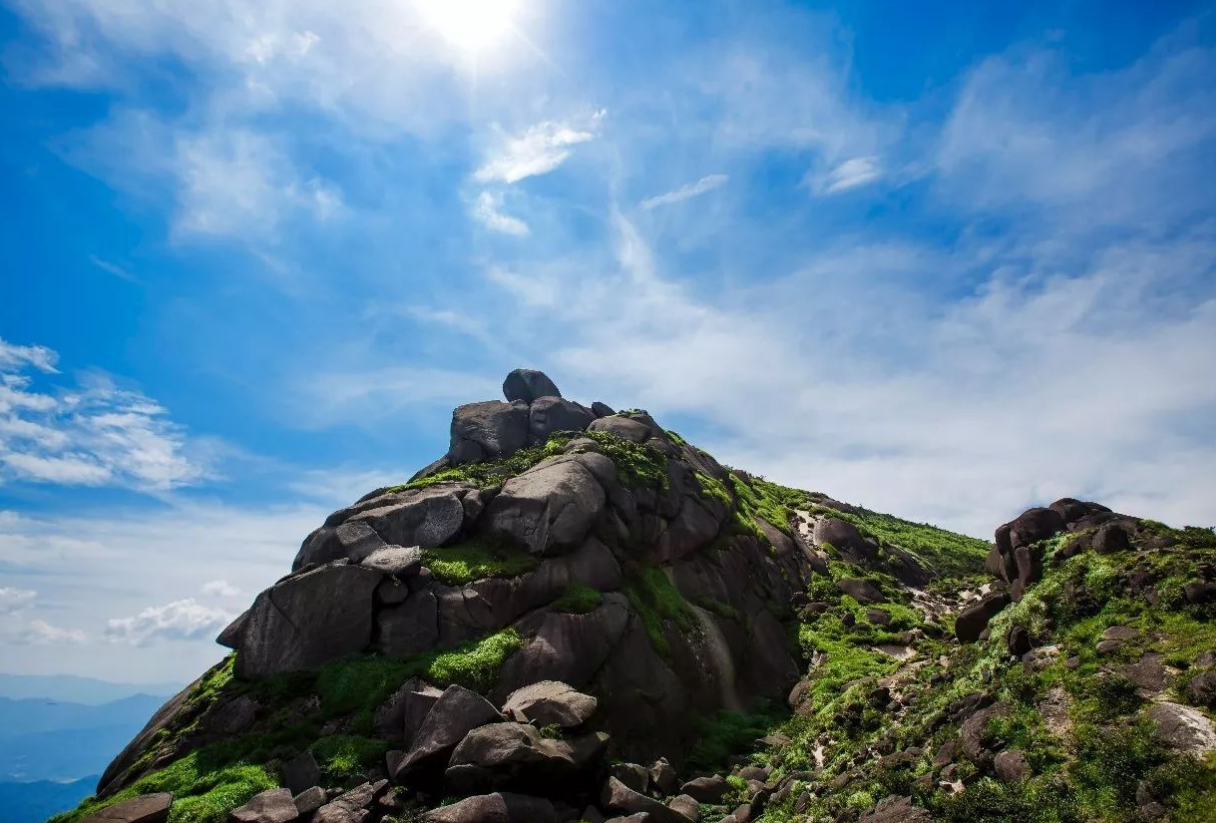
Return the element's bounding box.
[413,0,522,53]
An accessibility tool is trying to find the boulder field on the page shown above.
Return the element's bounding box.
[59,370,1215,823]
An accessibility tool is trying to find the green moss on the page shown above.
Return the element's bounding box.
[49,746,277,823]
[391,429,670,494]
[311,735,389,782]
[695,472,733,509]
[810,504,990,578]
[694,596,740,622]
[687,701,787,772]
[551,583,604,614]
[415,628,523,692]
[421,536,539,585]
[625,567,696,658]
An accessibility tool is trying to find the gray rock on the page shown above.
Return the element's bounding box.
[649,758,679,796]
[375,589,439,658]
[837,578,885,605]
[230,789,299,823]
[216,610,249,649]
[393,685,503,777]
[361,546,423,577]
[313,782,387,823]
[601,777,688,823]
[1186,670,1216,708]
[609,763,650,794]
[204,695,258,737]
[293,788,327,817]
[588,415,652,443]
[495,596,631,695]
[349,488,465,549]
[450,401,531,464]
[960,703,1007,766]
[281,750,322,795]
[1148,702,1216,755]
[81,794,173,823]
[812,518,873,561]
[993,750,1030,782]
[424,792,560,823]
[591,402,615,418]
[955,591,1012,643]
[503,369,562,404]
[679,775,730,803]
[445,722,608,793]
[529,397,595,443]
[668,795,699,822]
[501,681,598,729]
[858,796,932,823]
[483,457,606,554]
[236,565,380,679]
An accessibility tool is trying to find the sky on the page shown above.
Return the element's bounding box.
[1,0,1215,684]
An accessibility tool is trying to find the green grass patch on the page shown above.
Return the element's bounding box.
[694,596,740,622]
[311,735,389,782]
[687,701,787,773]
[421,536,539,585]
[551,583,604,614]
[809,504,990,578]
[625,567,696,658]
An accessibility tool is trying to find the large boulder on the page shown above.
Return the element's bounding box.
[347,488,466,548]
[230,789,299,823]
[483,457,607,555]
[450,401,530,464]
[601,777,687,823]
[1148,702,1216,756]
[991,507,1065,598]
[955,591,1012,643]
[496,596,631,696]
[81,794,172,823]
[392,685,503,777]
[375,589,439,658]
[588,415,653,443]
[236,565,380,679]
[503,369,562,404]
[501,681,598,729]
[423,792,561,823]
[529,397,595,444]
[445,722,608,793]
[1049,498,1112,527]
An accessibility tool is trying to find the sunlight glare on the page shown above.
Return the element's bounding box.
[413,0,522,53]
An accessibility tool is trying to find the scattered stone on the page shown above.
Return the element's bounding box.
[230,789,299,823]
[858,796,932,823]
[281,751,322,796]
[313,782,387,823]
[667,795,699,823]
[501,681,598,729]
[609,763,650,794]
[293,788,327,817]
[1006,625,1033,657]
[393,686,503,777]
[81,794,173,823]
[649,758,679,795]
[1148,702,1216,756]
[445,722,608,793]
[680,775,730,803]
[450,401,530,464]
[837,578,885,605]
[1119,653,1170,693]
[955,591,1011,643]
[1186,670,1216,708]
[993,750,1030,782]
[601,777,688,823]
[1185,582,1216,605]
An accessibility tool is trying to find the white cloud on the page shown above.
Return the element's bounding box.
[0,342,212,492]
[813,156,882,195]
[474,115,602,185]
[471,191,529,236]
[640,175,728,210]
[0,339,58,374]
[14,619,86,645]
[0,587,36,615]
[104,598,234,646]
[201,580,240,598]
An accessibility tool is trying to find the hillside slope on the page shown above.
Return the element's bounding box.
[47,371,1214,823]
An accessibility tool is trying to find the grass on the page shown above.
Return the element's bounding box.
[551,583,604,614]
[625,567,696,658]
[687,701,788,773]
[694,596,740,622]
[390,429,670,493]
[421,536,539,585]
[311,735,389,782]
[48,746,277,823]
[809,503,991,577]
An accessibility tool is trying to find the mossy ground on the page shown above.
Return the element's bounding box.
[420,536,538,585]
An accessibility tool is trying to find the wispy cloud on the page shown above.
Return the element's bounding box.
[105,598,234,646]
[471,191,529,235]
[640,175,728,210]
[474,114,603,185]
[10,619,86,645]
[201,579,240,598]
[0,337,212,492]
[0,587,36,615]
[812,156,882,195]
[89,255,141,284]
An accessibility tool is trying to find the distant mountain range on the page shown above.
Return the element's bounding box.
[0,675,182,823]
[0,674,181,706]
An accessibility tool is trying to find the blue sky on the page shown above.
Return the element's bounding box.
[1,0,1214,682]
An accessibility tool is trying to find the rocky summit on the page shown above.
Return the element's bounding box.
[52,370,1215,823]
